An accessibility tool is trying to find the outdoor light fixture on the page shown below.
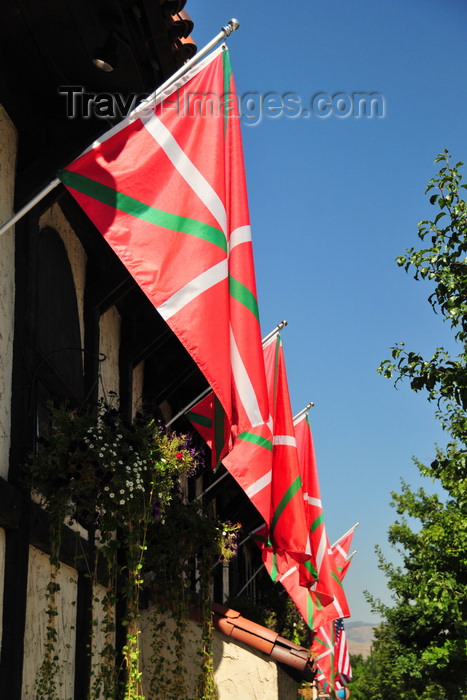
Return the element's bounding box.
[92,33,118,72]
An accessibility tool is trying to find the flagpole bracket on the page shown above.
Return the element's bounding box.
[223,19,240,36]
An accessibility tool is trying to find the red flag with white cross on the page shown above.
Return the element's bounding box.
[59,45,272,464]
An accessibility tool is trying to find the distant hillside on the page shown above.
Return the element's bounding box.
[345,621,376,658]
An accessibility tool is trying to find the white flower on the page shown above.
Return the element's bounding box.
[119,499,125,505]
[109,493,115,498]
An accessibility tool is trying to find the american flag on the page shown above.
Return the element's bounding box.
[334,618,352,689]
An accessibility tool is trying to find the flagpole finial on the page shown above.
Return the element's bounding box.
[262,320,288,346]
[293,401,314,423]
[224,19,240,35]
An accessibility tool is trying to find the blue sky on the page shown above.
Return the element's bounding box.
[191,1,467,622]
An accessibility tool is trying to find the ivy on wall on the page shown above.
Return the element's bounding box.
[25,398,240,700]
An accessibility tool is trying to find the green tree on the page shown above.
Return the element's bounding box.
[346,653,378,700]
[371,151,467,699]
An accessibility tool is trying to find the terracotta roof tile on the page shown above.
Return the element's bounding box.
[212,602,317,682]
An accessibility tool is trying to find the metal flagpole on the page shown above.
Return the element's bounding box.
[126,18,240,121]
[262,319,287,345]
[166,320,288,428]
[166,385,212,427]
[236,533,252,548]
[292,401,315,423]
[0,177,62,239]
[0,18,241,239]
[235,562,265,597]
[330,522,359,550]
[195,468,229,500]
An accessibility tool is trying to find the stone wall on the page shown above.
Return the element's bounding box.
[139,610,299,700]
[0,122,299,694]
[21,547,77,700]
[213,630,299,700]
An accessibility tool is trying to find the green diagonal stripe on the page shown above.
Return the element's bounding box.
[237,431,273,451]
[270,475,302,536]
[250,531,267,544]
[313,633,331,650]
[186,411,212,428]
[59,169,227,253]
[270,553,278,583]
[308,591,323,632]
[229,276,260,320]
[307,594,314,629]
[302,559,318,579]
[331,571,344,588]
[274,336,280,405]
[222,48,233,136]
[310,513,324,533]
[313,593,323,612]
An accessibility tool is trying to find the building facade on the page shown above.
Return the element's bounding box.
[0,3,315,697]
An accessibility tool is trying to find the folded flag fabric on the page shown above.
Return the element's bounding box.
[313,617,352,692]
[294,413,335,600]
[254,334,311,563]
[60,44,271,469]
[187,392,231,469]
[261,414,351,629]
[331,523,358,582]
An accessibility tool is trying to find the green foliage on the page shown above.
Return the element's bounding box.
[26,398,239,700]
[378,149,467,424]
[146,497,239,700]
[28,398,199,698]
[29,398,198,533]
[34,561,63,700]
[372,151,467,699]
[264,590,312,647]
[345,654,379,700]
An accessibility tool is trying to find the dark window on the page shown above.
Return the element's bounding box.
[34,226,84,406]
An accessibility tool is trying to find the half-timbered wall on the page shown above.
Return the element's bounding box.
[0,97,300,698]
[0,104,16,666]
[0,104,16,479]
